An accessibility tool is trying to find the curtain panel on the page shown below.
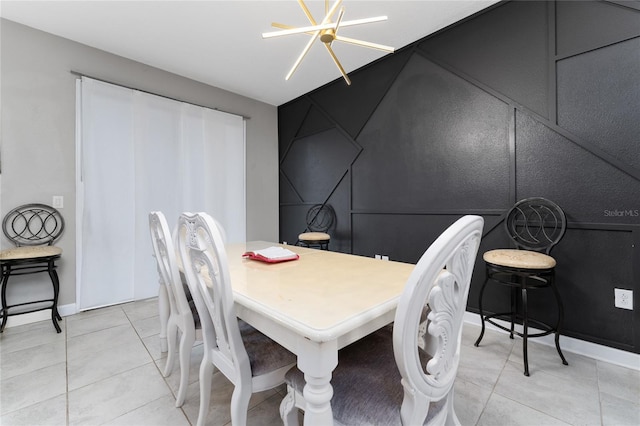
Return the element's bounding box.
[77,77,245,310]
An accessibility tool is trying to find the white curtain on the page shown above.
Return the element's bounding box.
[77,77,245,310]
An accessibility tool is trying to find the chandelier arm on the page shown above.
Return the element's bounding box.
[263,15,389,39]
[263,23,335,39]
[334,8,345,34]
[321,0,343,24]
[286,31,321,81]
[324,43,351,85]
[298,0,318,25]
[264,1,344,39]
[333,35,395,53]
[337,16,388,28]
[271,23,295,30]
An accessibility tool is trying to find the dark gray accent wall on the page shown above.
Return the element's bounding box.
[278,0,640,353]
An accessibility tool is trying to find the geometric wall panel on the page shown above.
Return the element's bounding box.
[553,228,635,349]
[281,127,360,203]
[310,48,414,139]
[558,37,640,170]
[279,204,310,246]
[324,170,351,254]
[278,97,311,161]
[352,213,477,263]
[353,54,511,212]
[556,0,640,57]
[279,171,302,204]
[296,105,334,139]
[516,111,640,225]
[418,0,549,117]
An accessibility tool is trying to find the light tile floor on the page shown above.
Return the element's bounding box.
[1,298,639,425]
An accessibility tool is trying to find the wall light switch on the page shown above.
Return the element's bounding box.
[52,196,64,209]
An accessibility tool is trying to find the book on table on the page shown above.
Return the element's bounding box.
[242,246,299,263]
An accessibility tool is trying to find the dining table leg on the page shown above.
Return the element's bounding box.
[297,338,338,426]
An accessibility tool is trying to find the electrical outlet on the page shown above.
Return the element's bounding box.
[52,196,64,209]
[375,254,381,260]
[614,288,633,310]
[381,255,389,261]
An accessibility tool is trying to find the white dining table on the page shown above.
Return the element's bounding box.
[225,241,415,425]
[158,241,415,425]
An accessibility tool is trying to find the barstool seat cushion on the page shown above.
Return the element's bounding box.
[483,249,555,269]
[298,232,330,242]
[0,246,63,260]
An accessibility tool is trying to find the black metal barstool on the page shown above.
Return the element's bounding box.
[0,204,65,333]
[474,197,568,376]
[297,204,335,250]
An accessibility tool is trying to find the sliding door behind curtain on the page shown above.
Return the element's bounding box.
[77,77,245,311]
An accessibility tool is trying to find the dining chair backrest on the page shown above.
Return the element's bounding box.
[305,203,335,233]
[176,212,251,383]
[149,211,193,324]
[3,203,65,247]
[393,215,483,424]
[505,197,566,254]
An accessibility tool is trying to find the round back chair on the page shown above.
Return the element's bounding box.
[505,197,566,254]
[0,204,65,333]
[475,197,568,376]
[297,204,335,250]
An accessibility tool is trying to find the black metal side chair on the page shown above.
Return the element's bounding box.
[297,204,335,250]
[474,197,568,376]
[0,204,65,333]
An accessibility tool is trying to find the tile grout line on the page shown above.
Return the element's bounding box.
[595,360,605,426]
[122,302,194,425]
[473,342,512,425]
[491,341,604,425]
[65,318,70,426]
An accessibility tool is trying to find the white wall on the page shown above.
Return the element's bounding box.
[0,19,279,308]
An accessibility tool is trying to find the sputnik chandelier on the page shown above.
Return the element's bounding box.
[262,0,395,85]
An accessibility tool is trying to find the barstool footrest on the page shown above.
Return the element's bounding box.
[483,313,557,339]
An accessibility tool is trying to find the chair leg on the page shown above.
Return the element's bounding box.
[158,282,169,353]
[510,285,517,339]
[1,270,10,333]
[196,357,215,426]
[444,388,461,426]
[549,275,569,366]
[47,262,62,333]
[279,386,300,426]
[175,329,195,407]
[230,382,252,426]
[163,319,178,377]
[474,276,489,347]
[522,287,529,376]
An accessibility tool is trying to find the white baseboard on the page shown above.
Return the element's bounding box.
[4,303,77,329]
[464,312,640,371]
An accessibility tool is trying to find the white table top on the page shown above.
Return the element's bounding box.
[226,241,415,343]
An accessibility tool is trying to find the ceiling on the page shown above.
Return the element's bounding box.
[0,0,499,106]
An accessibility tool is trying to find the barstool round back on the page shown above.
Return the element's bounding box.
[505,197,566,254]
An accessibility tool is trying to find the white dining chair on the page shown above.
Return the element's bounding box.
[280,215,484,425]
[149,211,201,407]
[176,212,297,426]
